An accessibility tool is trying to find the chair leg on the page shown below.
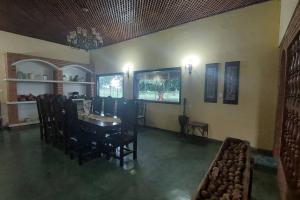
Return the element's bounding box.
[40,126,44,140]
[78,152,83,165]
[120,146,124,167]
[64,140,68,154]
[105,151,111,160]
[45,127,52,144]
[70,152,74,160]
[133,141,137,160]
[45,130,49,143]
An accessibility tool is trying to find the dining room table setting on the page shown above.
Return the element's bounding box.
[36,94,138,167]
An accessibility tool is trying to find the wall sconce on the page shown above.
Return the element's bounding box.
[183,55,199,75]
[123,63,133,78]
[185,62,193,75]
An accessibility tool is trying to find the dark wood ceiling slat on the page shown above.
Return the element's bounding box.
[0,0,268,48]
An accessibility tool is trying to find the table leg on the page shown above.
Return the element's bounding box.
[120,146,124,167]
[192,127,195,135]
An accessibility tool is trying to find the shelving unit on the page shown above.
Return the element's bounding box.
[2,52,95,128]
[62,65,94,98]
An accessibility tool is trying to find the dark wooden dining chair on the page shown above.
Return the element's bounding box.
[92,96,103,115]
[64,99,98,165]
[136,100,146,126]
[40,95,55,143]
[116,98,127,118]
[52,95,68,151]
[104,96,115,116]
[36,95,44,140]
[105,100,138,167]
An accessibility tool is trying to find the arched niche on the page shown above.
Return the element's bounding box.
[61,64,93,97]
[11,59,60,102]
[12,59,59,81]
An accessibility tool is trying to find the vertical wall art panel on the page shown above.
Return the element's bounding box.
[223,61,240,104]
[204,63,219,103]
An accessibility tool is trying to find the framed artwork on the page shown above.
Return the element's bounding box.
[96,73,124,98]
[204,63,219,103]
[133,67,181,104]
[223,61,240,104]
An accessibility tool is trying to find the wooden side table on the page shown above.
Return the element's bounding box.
[187,121,208,137]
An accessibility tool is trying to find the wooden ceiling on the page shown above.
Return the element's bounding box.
[0,0,267,48]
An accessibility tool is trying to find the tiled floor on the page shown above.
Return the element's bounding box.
[0,126,279,200]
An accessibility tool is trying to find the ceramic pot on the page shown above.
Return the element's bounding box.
[27,73,34,79]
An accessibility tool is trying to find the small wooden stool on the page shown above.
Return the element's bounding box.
[187,121,208,137]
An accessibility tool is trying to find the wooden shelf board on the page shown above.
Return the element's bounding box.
[7,100,86,104]
[3,78,95,85]
[63,81,95,85]
[4,78,61,83]
[9,121,39,127]
[6,101,36,105]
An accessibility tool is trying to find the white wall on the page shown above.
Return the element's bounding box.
[279,0,299,43]
[90,1,280,150]
[0,30,89,63]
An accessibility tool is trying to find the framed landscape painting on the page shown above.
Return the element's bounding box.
[96,73,124,98]
[204,63,219,103]
[133,67,181,104]
[223,61,240,105]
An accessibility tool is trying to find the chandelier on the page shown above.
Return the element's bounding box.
[67,27,103,51]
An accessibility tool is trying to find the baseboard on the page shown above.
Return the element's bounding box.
[251,148,273,157]
[143,125,222,144]
[143,125,180,135]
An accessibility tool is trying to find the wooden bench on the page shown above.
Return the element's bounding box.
[187,121,208,137]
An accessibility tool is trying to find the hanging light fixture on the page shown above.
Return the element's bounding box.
[67,27,104,51]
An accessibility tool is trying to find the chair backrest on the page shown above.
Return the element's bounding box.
[137,100,146,116]
[119,100,138,135]
[92,96,103,114]
[52,95,67,132]
[64,99,80,137]
[48,95,57,122]
[36,95,43,125]
[104,96,115,116]
[116,98,127,118]
[40,95,53,127]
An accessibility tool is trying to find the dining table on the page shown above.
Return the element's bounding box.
[78,112,121,134]
[78,112,122,153]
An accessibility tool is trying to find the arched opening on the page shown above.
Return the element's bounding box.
[61,64,93,74]
[11,59,60,70]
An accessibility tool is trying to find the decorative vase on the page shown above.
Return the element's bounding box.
[27,73,34,79]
